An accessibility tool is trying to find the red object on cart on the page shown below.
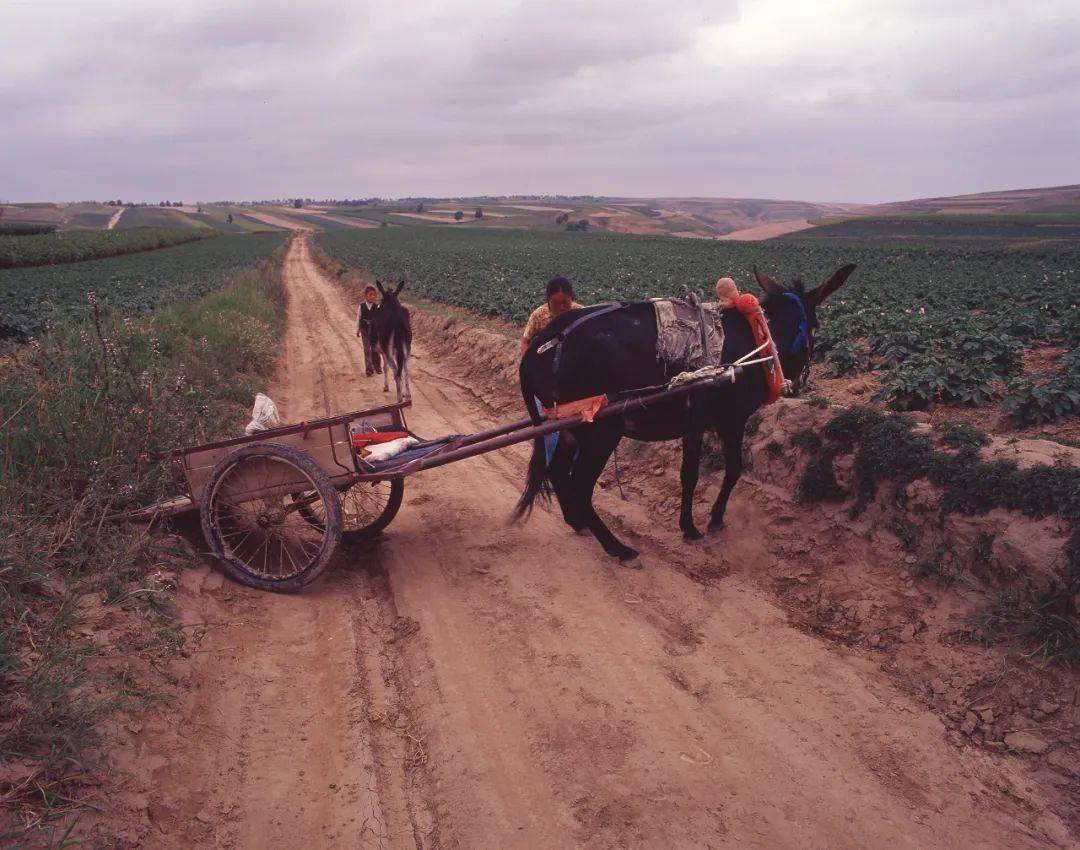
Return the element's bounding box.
[352,430,410,454]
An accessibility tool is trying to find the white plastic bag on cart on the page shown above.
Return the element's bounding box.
[244,393,281,435]
[364,436,419,463]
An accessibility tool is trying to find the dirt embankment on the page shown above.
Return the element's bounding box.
[78,235,1079,848]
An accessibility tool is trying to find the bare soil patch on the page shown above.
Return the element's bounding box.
[717,219,813,240]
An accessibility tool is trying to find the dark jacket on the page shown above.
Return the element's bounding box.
[357,301,378,333]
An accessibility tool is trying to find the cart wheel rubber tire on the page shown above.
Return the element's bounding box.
[200,442,343,593]
[341,478,404,542]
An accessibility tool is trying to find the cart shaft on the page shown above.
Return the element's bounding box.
[395,367,742,476]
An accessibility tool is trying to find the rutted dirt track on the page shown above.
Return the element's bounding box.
[134,234,1073,848]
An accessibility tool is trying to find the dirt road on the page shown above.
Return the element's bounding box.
[137,233,1072,848]
[106,207,126,229]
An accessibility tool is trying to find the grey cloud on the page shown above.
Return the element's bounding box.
[0,0,1077,203]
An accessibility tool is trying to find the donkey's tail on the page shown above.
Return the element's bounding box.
[513,363,551,521]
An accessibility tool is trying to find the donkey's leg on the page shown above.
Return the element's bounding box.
[548,433,586,532]
[402,352,412,401]
[708,426,745,532]
[680,429,704,540]
[571,426,639,562]
[381,346,392,393]
[393,356,403,403]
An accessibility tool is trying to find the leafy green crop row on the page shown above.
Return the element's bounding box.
[0,226,214,269]
[0,232,287,336]
[317,227,1079,423]
[0,222,58,236]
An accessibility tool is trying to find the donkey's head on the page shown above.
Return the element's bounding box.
[753,263,856,394]
[375,279,406,309]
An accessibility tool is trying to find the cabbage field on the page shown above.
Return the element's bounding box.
[317,227,1080,424]
[0,231,286,336]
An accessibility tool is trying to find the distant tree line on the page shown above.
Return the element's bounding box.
[100,200,185,207]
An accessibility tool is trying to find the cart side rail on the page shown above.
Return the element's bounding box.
[162,400,411,460]
[183,422,358,503]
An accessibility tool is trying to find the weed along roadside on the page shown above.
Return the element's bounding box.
[0,244,287,843]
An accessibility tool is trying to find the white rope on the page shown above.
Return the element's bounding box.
[731,340,770,365]
[727,355,772,367]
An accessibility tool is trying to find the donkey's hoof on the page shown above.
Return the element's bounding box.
[620,554,645,570]
[707,518,725,533]
[682,526,704,541]
[615,546,640,563]
[574,526,591,536]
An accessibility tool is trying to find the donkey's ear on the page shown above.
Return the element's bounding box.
[375,280,386,294]
[752,265,783,298]
[395,279,406,294]
[806,264,856,306]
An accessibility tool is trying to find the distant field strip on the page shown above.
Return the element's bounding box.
[0,232,287,335]
[788,214,1080,246]
[0,227,214,269]
[116,206,207,230]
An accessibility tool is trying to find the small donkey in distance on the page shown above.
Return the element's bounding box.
[372,280,412,402]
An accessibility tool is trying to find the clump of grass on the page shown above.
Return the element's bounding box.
[850,415,934,514]
[765,440,783,459]
[797,450,846,503]
[790,429,822,453]
[930,447,1080,520]
[701,432,725,472]
[973,590,1080,665]
[807,395,830,409]
[887,517,920,553]
[0,250,286,839]
[935,419,989,449]
[915,547,956,585]
[823,405,885,452]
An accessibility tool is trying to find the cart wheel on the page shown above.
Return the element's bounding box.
[200,443,343,592]
[293,478,404,542]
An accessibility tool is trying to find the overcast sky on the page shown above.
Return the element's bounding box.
[2,0,1077,203]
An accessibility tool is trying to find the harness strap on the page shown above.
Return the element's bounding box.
[537,302,626,379]
[688,294,711,364]
[781,292,810,356]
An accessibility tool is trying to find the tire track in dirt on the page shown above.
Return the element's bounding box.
[136,233,1073,849]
